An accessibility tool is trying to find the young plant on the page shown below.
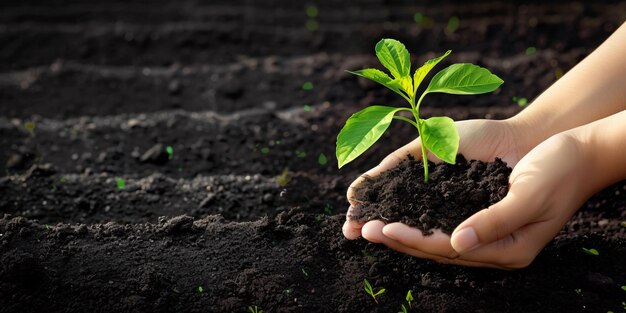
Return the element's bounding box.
[399,304,408,313]
[248,305,262,313]
[363,279,386,304]
[336,39,503,182]
[406,290,413,308]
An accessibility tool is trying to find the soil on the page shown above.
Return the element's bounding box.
[1,1,626,312]
[352,156,511,235]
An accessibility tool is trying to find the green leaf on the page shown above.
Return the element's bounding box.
[337,106,400,168]
[421,117,459,164]
[581,247,599,256]
[374,289,386,296]
[426,63,503,95]
[364,279,373,293]
[348,69,409,99]
[388,76,413,96]
[375,39,411,79]
[413,50,451,93]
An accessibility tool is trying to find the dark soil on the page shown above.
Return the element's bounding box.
[1,0,626,312]
[352,156,511,235]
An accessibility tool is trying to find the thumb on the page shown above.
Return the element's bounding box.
[450,189,539,254]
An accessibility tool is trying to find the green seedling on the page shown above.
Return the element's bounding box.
[303,105,312,111]
[197,286,203,293]
[413,12,434,27]
[621,285,626,291]
[318,153,328,165]
[582,247,599,256]
[302,82,314,90]
[306,19,319,32]
[276,168,291,187]
[323,203,333,214]
[44,224,50,230]
[314,214,322,221]
[399,304,408,313]
[306,5,318,18]
[166,145,174,160]
[24,121,36,136]
[248,305,262,313]
[512,96,528,107]
[116,178,125,189]
[363,279,385,304]
[337,39,503,182]
[525,46,537,55]
[296,150,307,158]
[301,267,309,278]
[406,290,414,308]
[446,16,460,34]
[574,288,582,295]
[260,147,270,154]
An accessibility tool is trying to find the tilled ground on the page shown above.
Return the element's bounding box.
[1,1,625,312]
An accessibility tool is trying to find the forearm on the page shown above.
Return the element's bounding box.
[509,22,626,154]
[571,109,626,195]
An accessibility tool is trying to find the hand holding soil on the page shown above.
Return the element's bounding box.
[344,22,626,269]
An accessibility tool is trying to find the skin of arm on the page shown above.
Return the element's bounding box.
[508,22,626,156]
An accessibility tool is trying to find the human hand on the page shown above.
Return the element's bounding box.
[345,129,593,269]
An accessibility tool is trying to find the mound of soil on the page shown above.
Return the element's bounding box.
[352,156,511,235]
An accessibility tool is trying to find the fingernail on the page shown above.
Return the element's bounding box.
[451,227,479,253]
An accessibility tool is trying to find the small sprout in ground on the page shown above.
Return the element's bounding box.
[574,288,582,295]
[338,39,503,182]
[306,5,318,18]
[621,285,626,291]
[248,305,262,313]
[620,221,626,228]
[271,240,277,246]
[413,12,434,27]
[301,267,309,278]
[362,248,375,262]
[525,46,537,55]
[197,286,204,293]
[555,68,564,79]
[260,147,270,154]
[446,16,460,35]
[296,150,307,158]
[303,104,312,112]
[116,178,125,189]
[44,224,50,230]
[314,214,322,222]
[363,279,386,304]
[172,287,180,293]
[305,19,319,32]
[274,140,281,145]
[284,288,293,295]
[318,153,328,165]
[406,290,414,308]
[165,145,174,160]
[399,304,408,313]
[276,168,291,187]
[59,177,66,183]
[323,203,333,215]
[302,81,314,90]
[413,12,423,24]
[24,121,36,135]
[582,247,599,256]
[512,96,528,107]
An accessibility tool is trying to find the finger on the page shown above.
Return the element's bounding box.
[453,219,559,269]
[450,186,542,254]
[343,206,364,240]
[382,223,458,258]
[363,221,506,269]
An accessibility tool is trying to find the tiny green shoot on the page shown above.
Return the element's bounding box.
[525,46,537,55]
[303,104,312,111]
[44,224,50,230]
[301,267,309,278]
[363,279,385,304]
[337,39,503,182]
[323,203,333,214]
[399,304,408,313]
[296,150,307,158]
[260,147,270,154]
[165,145,174,160]
[197,286,204,293]
[582,247,599,256]
[318,153,328,165]
[620,285,626,291]
[276,168,291,187]
[116,178,125,189]
[406,290,413,308]
[512,96,528,107]
[24,121,36,136]
[446,16,460,34]
[306,5,318,18]
[413,12,423,24]
[302,82,314,90]
[574,288,582,295]
[306,19,319,32]
[248,305,262,313]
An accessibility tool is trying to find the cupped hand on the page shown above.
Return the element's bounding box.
[343,119,591,269]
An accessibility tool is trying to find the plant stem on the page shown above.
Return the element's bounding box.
[392,115,418,128]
